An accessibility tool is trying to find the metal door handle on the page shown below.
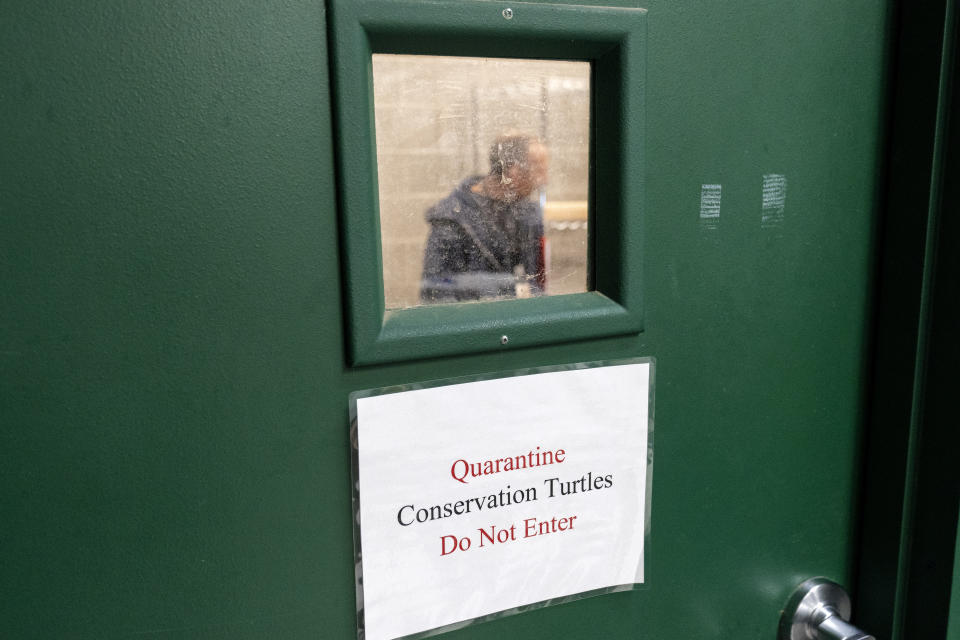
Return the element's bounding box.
[779,578,875,640]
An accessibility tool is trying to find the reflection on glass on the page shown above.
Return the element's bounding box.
[372,54,590,309]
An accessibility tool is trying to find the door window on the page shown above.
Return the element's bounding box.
[372,55,590,309]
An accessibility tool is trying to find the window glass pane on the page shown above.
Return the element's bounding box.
[372,54,590,309]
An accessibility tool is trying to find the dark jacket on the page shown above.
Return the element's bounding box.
[420,176,544,303]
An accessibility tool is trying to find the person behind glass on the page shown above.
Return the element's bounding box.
[420,134,549,303]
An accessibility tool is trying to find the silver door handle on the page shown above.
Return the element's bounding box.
[779,578,875,640]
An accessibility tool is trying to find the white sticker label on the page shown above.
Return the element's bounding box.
[354,362,652,640]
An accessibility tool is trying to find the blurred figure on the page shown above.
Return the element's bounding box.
[420,134,549,303]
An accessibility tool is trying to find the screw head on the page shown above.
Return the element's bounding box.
[502,7,513,19]
[500,335,509,345]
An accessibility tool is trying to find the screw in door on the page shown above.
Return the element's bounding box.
[502,8,514,19]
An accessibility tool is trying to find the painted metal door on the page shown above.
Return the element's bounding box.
[2,0,946,638]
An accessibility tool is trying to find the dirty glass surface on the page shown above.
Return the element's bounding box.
[372,55,591,310]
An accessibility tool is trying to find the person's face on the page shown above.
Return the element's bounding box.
[504,142,549,200]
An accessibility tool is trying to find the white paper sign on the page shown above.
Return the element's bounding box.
[353,361,652,640]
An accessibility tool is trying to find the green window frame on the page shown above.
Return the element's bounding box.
[329,0,647,365]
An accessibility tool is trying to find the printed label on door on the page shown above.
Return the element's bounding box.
[351,359,653,640]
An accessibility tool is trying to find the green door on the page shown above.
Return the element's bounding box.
[2,0,953,638]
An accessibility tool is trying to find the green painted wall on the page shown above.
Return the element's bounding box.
[2,1,891,638]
